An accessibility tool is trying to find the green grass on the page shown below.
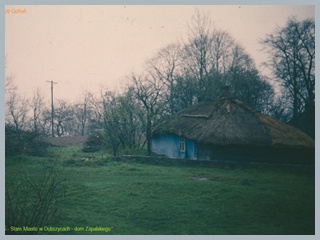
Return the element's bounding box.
[5,146,315,235]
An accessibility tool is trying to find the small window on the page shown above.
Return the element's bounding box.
[179,137,185,152]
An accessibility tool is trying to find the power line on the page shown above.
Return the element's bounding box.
[46,81,58,137]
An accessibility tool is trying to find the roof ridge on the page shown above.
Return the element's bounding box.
[181,114,209,119]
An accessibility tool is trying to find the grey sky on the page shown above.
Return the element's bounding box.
[5,5,315,102]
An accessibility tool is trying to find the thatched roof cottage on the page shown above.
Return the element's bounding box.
[151,97,314,164]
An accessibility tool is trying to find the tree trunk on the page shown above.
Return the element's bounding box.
[146,114,152,155]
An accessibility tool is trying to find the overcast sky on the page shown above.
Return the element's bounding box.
[5,5,315,103]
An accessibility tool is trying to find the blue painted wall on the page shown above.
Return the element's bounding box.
[151,134,197,160]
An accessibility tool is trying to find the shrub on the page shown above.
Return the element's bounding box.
[5,162,65,234]
[82,133,103,153]
[5,125,50,157]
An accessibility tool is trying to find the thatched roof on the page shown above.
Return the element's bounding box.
[153,98,314,148]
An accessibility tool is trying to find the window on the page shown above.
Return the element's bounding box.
[179,137,185,152]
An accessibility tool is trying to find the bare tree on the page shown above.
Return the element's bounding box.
[182,9,215,101]
[210,29,235,74]
[5,76,29,132]
[6,161,65,233]
[100,89,145,155]
[29,88,46,134]
[40,107,54,136]
[87,90,105,132]
[140,9,275,118]
[222,44,275,113]
[74,91,90,136]
[53,100,74,137]
[130,73,166,154]
[182,10,241,101]
[146,43,183,114]
[261,17,315,130]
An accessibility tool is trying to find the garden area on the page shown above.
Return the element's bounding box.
[5,146,315,235]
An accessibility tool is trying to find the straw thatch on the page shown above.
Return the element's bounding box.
[153,98,314,149]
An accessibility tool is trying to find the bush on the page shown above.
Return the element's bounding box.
[5,162,65,234]
[82,133,103,153]
[5,125,50,157]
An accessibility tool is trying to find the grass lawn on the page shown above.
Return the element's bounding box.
[5,146,315,235]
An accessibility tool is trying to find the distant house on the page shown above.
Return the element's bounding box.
[151,97,314,164]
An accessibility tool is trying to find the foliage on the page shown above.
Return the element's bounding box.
[5,160,65,234]
[82,132,103,153]
[101,90,146,156]
[5,124,50,157]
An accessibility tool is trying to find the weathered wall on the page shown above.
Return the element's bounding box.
[197,144,314,164]
[151,134,197,160]
[152,135,314,164]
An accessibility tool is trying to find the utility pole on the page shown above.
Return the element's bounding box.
[46,80,57,137]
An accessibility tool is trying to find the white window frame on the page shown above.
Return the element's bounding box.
[179,137,185,152]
